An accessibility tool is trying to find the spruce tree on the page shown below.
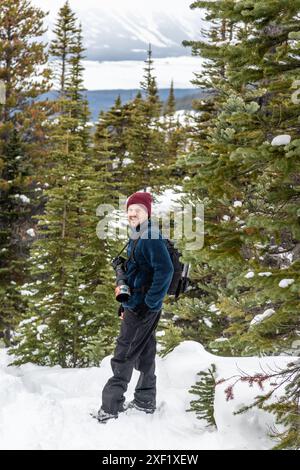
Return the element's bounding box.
[65,23,91,151]
[9,4,119,367]
[124,50,167,193]
[173,0,300,359]
[164,80,176,116]
[187,363,217,427]
[49,0,78,95]
[180,0,300,449]
[204,0,300,356]
[160,1,237,354]
[161,80,188,183]
[94,95,132,194]
[0,0,52,345]
[140,43,162,118]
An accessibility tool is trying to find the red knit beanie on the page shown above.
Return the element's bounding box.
[126,191,152,217]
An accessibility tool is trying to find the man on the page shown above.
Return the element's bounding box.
[97,191,174,423]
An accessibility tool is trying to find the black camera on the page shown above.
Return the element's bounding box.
[111,255,131,302]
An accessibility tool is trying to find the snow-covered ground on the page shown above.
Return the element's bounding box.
[0,341,292,450]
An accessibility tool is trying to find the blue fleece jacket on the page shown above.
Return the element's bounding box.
[121,218,174,312]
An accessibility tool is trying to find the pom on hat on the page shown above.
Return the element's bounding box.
[126,192,152,217]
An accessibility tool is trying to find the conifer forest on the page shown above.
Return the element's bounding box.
[0,0,299,451]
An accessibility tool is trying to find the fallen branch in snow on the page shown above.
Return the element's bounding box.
[216,360,300,450]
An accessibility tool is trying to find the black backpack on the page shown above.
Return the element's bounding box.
[130,236,190,300]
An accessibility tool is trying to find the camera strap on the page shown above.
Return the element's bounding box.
[114,224,147,260]
[115,224,150,274]
[115,240,130,259]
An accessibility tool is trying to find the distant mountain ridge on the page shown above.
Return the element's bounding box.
[40,88,205,122]
[37,0,204,62]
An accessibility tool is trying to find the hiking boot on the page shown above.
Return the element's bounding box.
[126,399,156,414]
[95,407,118,423]
[118,403,127,414]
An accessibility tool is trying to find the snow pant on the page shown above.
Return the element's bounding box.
[101,308,161,415]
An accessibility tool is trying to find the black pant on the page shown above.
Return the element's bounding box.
[101,308,161,415]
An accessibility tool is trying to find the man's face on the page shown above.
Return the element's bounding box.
[127,204,148,228]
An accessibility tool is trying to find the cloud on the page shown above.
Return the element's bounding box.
[80,56,202,90]
[31,0,205,61]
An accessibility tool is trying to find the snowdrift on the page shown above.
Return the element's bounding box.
[0,341,292,450]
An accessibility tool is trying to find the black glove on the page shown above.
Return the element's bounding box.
[118,304,124,317]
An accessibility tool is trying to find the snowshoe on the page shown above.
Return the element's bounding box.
[125,399,156,414]
[90,407,118,424]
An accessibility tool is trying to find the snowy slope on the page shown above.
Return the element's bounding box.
[0,342,292,450]
[32,0,205,61]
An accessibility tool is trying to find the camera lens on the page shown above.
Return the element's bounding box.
[115,284,130,302]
